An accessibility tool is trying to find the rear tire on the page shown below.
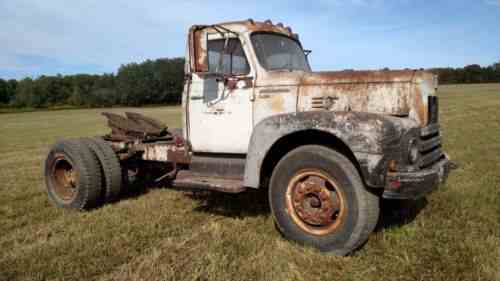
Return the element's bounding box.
[269,145,379,255]
[81,137,122,203]
[45,139,103,210]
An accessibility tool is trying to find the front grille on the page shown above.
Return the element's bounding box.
[419,123,443,168]
[416,96,442,168]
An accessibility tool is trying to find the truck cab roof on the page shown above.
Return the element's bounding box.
[190,19,298,38]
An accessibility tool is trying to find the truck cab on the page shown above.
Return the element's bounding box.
[44,19,454,256]
[185,20,310,153]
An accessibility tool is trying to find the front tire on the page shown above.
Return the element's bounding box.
[269,145,379,255]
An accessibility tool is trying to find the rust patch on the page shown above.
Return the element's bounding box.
[225,19,293,36]
[141,143,190,164]
[173,170,246,193]
[188,25,208,73]
[194,28,208,72]
[270,94,285,112]
[226,77,253,91]
[102,112,169,141]
[300,81,411,116]
[412,85,428,125]
[194,19,295,38]
[285,169,347,236]
[300,70,418,85]
[295,70,435,125]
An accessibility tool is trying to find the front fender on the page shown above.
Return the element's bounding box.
[243,111,403,188]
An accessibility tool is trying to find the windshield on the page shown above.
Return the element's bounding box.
[251,33,311,72]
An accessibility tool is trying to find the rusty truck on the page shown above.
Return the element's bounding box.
[44,19,454,255]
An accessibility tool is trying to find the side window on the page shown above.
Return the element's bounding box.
[207,38,250,75]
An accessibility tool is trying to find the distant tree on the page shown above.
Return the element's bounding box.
[13,78,36,107]
[7,79,17,104]
[67,86,84,106]
[116,57,185,106]
[34,75,72,106]
[116,62,145,106]
[430,62,500,84]
[154,58,185,104]
[463,64,482,83]
[88,88,118,107]
[0,79,8,104]
[493,61,500,71]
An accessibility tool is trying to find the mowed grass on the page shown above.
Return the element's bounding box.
[1,84,500,281]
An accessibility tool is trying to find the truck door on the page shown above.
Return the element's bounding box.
[186,31,254,154]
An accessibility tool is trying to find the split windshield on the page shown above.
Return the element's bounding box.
[251,33,310,72]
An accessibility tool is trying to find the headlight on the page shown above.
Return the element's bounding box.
[408,139,419,164]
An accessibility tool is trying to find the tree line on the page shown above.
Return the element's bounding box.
[1,59,499,109]
[0,57,185,108]
[429,62,500,84]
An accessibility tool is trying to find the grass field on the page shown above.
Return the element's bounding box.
[1,84,499,281]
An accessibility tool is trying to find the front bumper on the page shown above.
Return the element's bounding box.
[382,154,453,200]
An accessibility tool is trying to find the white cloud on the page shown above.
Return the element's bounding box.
[1,0,498,78]
[0,0,268,73]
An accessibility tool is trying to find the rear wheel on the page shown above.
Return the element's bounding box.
[81,137,122,203]
[269,145,379,255]
[45,140,103,210]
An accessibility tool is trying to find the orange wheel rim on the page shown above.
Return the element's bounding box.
[51,154,78,202]
[285,169,347,236]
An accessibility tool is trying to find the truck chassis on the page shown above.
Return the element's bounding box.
[44,19,454,256]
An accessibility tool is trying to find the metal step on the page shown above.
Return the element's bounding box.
[171,171,247,193]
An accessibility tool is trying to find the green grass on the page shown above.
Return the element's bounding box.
[1,84,499,281]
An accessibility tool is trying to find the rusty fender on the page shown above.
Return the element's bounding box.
[243,111,418,189]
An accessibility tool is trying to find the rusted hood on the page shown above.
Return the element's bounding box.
[301,70,420,84]
[297,70,437,126]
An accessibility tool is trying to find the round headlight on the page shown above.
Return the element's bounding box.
[408,139,419,164]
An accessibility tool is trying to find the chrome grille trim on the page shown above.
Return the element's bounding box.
[419,122,443,168]
[420,135,441,152]
[419,147,443,168]
[421,123,439,138]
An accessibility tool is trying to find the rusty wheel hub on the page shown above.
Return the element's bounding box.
[52,156,77,202]
[286,170,346,235]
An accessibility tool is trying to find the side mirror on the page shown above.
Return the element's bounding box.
[304,49,312,59]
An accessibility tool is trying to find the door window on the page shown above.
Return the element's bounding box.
[207,38,250,75]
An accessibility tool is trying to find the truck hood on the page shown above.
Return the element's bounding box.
[295,70,438,126]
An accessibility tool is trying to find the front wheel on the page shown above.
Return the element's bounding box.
[269,145,379,255]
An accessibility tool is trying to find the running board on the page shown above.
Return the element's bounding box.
[171,171,247,193]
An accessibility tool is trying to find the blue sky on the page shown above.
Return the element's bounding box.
[1,0,499,79]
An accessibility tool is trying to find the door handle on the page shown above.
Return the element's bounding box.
[204,109,225,115]
[190,96,203,100]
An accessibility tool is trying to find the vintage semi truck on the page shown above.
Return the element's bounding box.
[44,19,453,255]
